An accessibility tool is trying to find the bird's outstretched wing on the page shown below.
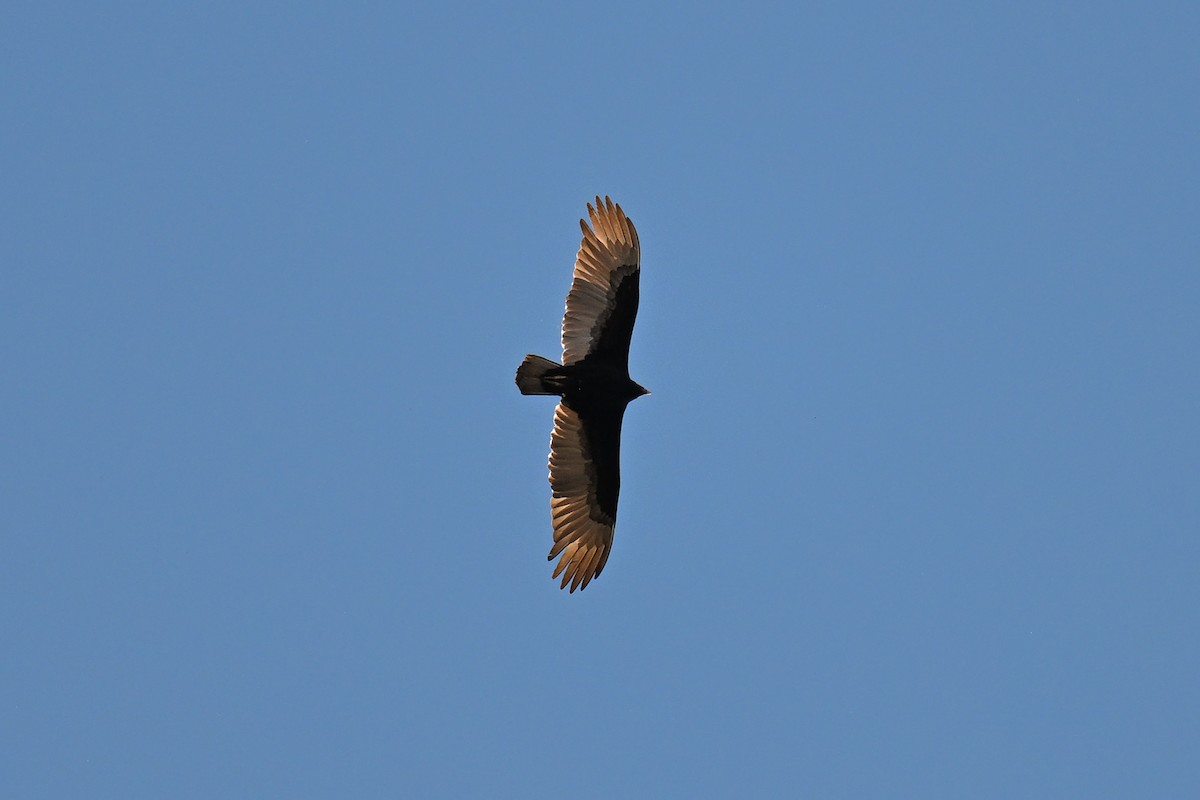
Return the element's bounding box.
[561,196,640,366]
[547,402,624,591]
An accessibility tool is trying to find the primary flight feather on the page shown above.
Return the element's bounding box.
[515,197,648,592]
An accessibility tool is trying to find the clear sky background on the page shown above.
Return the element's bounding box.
[3,2,1198,797]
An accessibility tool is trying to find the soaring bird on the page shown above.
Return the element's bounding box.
[515,196,648,592]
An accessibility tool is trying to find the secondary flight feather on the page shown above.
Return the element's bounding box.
[515,196,648,592]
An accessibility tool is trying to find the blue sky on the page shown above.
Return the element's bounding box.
[3,2,1198,797]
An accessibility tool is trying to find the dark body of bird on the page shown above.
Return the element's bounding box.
[515,197,648,592]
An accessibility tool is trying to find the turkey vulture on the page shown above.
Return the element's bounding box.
[515,196,648,592]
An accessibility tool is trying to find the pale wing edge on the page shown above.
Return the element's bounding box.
[561,197,640,364]
[547,403,615,591]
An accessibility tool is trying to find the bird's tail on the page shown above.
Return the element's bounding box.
[515,354,562,395]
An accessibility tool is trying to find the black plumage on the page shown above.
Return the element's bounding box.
[515,197,648,591]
